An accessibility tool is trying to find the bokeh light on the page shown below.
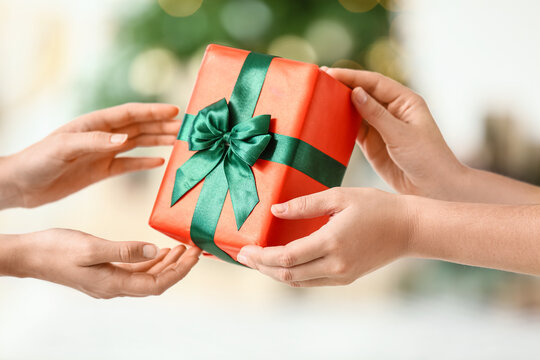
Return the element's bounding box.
[221,0,272,42]
[378,0,405,12]
[158,0,203,17]
[332,59,363,69]
[306,19,353,64]
[338,0,379,13]
[128,48,178,96]
[267,35,317,63]
[365,37,404,82]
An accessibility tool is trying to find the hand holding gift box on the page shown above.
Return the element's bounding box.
[150,44,360,264]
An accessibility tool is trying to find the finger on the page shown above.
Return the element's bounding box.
[287,278,339,288]
[269,188,346,220]
[356,123,406,185]
[108,157,165,176]
[54,131,128,160]
[238,231,328,268]
[324,68,410,104]
[113,120,181,139]
[83,240,160,265]
[118,134,177,152]
[119,246,201,296]
[179,246,203,261]
[249,257,332,283]
[73,103,179,131]
[171,246,202,275]
[147,245,186,275]
[351,87,405,144]
[115,248,170,272]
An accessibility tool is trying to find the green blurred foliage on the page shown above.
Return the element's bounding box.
[87,0,389,110]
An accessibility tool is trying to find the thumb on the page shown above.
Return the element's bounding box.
[271,188,346,220]
[56,131,128,160]
[351,87,404,143]
[83,240,159,265]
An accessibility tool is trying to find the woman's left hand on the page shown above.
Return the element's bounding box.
[237,188,414,287]
[1,103,180,209]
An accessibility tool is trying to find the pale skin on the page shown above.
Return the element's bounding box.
[237,68,540,287]
[0,103,201,298]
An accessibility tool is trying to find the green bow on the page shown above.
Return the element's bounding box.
[171,98,271,230]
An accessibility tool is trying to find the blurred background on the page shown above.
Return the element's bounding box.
[1,0,540,358]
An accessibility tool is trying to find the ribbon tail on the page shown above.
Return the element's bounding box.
[190,161,238,264]
[171,146,225,206]
[224,152,259,230]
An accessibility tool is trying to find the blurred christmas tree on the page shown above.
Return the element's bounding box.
[87,0,403,110]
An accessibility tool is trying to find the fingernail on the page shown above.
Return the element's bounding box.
[353,87,367,105]
[237,253,248,265]
[143,244,158,258]
[110,133,128,144]
[271,202,288,214]
[320,66,329,72]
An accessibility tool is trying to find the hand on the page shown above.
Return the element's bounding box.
[237,187,413,287]
[322,67,466,201]
[1,103,180,209]
[2,228,201,298]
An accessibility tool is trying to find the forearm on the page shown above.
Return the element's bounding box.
[409,196,540,275]
[450,166,540,204]
[0,156,23,210]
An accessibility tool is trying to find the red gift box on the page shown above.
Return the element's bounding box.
[149,44,360,264]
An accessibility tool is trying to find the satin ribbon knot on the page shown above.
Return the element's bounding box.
[171,98,271,230]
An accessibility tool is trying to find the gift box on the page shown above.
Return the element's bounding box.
[149,44,360,264]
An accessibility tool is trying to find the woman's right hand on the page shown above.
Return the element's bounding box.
[1,228,201,298]
[323,68,466,201]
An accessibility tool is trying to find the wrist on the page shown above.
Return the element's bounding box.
[429,159,472,202]
[0,156,24,210]
[402,194,421,257]
[0,233,31,277]
[402,194,442,259]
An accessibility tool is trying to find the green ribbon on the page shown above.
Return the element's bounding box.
[172,52,347,264]
[171,98,271,230]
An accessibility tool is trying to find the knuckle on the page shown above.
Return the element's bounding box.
[291,196,309,214]
[368,71,384,88]
[121,103,137,120]
[328,187,345,204]
[130,123,143,137]
[370,102,387,121]
[89,131,104,143]
[288,281,302,288]
[153,285,166,296]
[278,252,296,268]
[118,244,134,262]
[79,241,99,264]
[277,268,294,282]
[410,92,426,106]
[324,236,338,252]
[332,260,348,276]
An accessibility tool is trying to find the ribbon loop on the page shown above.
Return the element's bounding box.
[188,98,230,151]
